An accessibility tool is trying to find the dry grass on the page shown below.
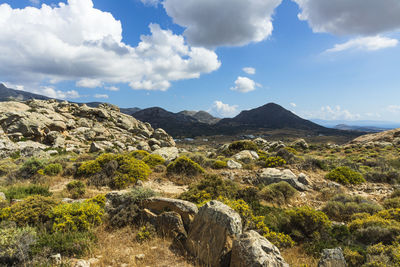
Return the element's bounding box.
[281,246,318,267]
[91,225,195,267]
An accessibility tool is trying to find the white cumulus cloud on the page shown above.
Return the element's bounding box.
[230,76,260,93]
[305,105,361,121]
[76,79,103,88]
[387,105,400,114]
[0,0,220,91]
[290,103,297,107]
[94,94,109,99]
[163,0,282,47]
[243,67,256,75]
[105,86,119,91]
[327,36,398,52]
[293,0,400,36]
[210,101,239,117]
[33,86,81,99]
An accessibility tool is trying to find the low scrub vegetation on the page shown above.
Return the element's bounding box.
[166,156,205,176]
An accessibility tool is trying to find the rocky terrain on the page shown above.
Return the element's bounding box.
[1,99,400,267]
[0,99,175,159]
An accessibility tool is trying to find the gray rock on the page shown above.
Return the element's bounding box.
[74,259,90,267]
[89,142,103,153]
[291,138,309,150]
[298,173,311,186]
[233,150,259,163]
[152,147,179,161]
[257,168,309,191]
[49,254,62,265]
[230,230,289,267]
[186,200,242,267]
[141,197,198,229]
[318,248,347,267]
[0,192,6,201]
[227,160,242,169]
[152,128,175,147]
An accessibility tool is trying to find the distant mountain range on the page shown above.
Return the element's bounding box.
[312,119,400,130]
[334,124,392,133]
[0,83,362,138]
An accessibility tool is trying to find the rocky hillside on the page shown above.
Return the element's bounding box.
[178,110,220,124]
[0,83,51,101]
[0,99,175,158]
[350,127,400,147]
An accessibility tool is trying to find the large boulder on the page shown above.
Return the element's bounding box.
[227,160,242,169]
[318,248,347,267]
[152,128,176,147]
[151,147,179,161]
[230,230,289,267]
[186,201,242,267]
[257,168,309,191]
[233,150,259,163]
[141,197,198,229]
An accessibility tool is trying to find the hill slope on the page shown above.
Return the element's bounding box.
[178,110,220,124]
[0,83,51,101]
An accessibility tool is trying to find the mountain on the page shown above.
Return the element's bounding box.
[216,103,327,132]
[0,83,51,101]
[334,124,391,133]
[178,110,220,124]
[312,119,400,129]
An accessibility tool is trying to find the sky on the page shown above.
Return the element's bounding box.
[0,0,400,122]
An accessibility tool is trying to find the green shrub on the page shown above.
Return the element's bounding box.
[390,189,400,198]
[212,160,227,169]
[2,184,52,200]
[322,194,382,222]
[227,140,258,155]
[258,182,297,204]
[87,194,106,208]
[325,166,365,185]
[283,206,332,241]
[130,150,150,160]
[167,156,205,176]
[180,175,237,204]
[383,197,400,209]
[136,225,156,243]
[50,201,104,232]
[77,153,151,189]
[343,248,365,267]
[4,196,57,226]
[349,214,400,245]
[364,170,400,184]
[301,156,329,171]
[0,224,37,265]
[365,243,400,266]
[19,157,46,179]
[265,156,286,168]
[142,154,165,168]
[43,163,63,176]
[66,180,86,199]
[32,230,96,258]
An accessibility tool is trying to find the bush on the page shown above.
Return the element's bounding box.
[212,160,227,169]
[19,157,46,179]
[227,140,258,155]
[325,166,365,185]
[265,156,286,168]
[364,243,400,266]
[0,224,37,265]
[50,201,104,232]
[343,248,365,267]
[130,150,150,160]
[77,153,151,189]
[4,196,57,226]
[2,184,52,200]
[167,156,205,176]
[383,197,400,209]
[180,175,238,204]
[258,182,297,204]
[66,180,86,199]
[322,194,382,222]
[32,230,96,258]
[283,206,332,241]
[349,214,400,245]
[364,170,400,184]
[142,154,165,168]
[136,225,156,243]
[43,163,63,176]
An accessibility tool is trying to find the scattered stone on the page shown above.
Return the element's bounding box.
[151,147,179,161]
[186,200,242,267]
[233,150,259,163]
[230,230,289,267]
[257,168,309,191]
[49,254,61,265]
[227,160,242,169]
[318,248,347,267]
[74,259,90,267]
[135,254,145,260]
[291,138,309,150]
[298,173,311,186]
[0,192,6,201]
[88,258,100,265]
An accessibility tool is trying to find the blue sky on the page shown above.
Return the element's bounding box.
[1,0,400,122]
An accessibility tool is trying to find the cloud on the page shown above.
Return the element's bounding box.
[94,94,109,99]
[243,67,256,75]
[210,101,239,117]
[162,0,282,47]
[34,86,81,99]
[29,0,40,5]
[140,0,160,7]
[105,86,119,91]
[290,103,297,107]
[76,79,103,88]
[0,0,220,91]
[293,0,400,36]
[387,105,400,114]
[326,36,398,52]
[230,76,260,93]
[305,105,361,120]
